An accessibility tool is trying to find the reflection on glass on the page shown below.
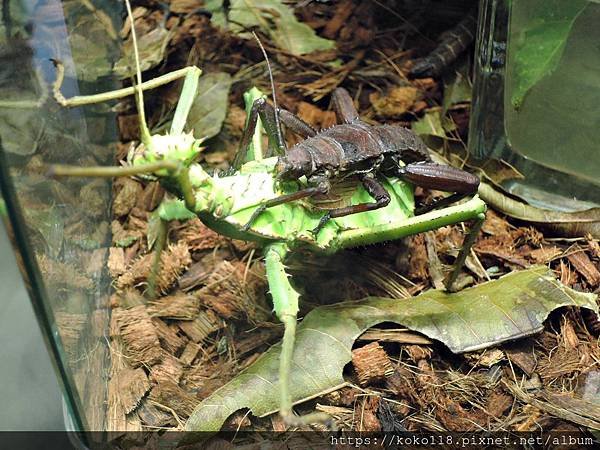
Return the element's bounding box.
[470,0,600,210]
[0,0,120,431]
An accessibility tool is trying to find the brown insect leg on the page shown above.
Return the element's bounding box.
[233,99,317,170]
[242,179,330,231]
[445,215,485,292]
[313,174,391,234]
[331,87,360,124]
[279,109,317,138]
[396,162,480,214]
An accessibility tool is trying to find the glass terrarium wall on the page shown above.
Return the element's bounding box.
[470,0,600,210]
[0,0,121,431]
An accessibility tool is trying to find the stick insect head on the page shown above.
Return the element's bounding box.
[127,132,205,176]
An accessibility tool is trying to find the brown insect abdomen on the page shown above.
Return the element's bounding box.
[400,163,480,194]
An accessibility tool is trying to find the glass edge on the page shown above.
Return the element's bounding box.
[0,141,89,434]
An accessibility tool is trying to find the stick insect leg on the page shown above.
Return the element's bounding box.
[264,243,332,427]
[331,87,360,124]
[51,60,201,109]
[232,98,317,170]
[313,174,391,235]
[444,214,485,292]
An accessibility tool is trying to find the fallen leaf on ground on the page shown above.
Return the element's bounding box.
[184,266,598,433]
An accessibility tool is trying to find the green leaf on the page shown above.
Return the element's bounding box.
[114,26,172,79]
[509,0,588,109]
[442,62,472,114]
[185,266,598,432]
[212,0,335,55]
[412,110,447,138]
[187,72,232,140]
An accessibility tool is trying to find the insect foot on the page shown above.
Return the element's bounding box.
[312,212,331,236]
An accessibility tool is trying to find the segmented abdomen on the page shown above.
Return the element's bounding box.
[410,11,477,78]
[290,123,390,173]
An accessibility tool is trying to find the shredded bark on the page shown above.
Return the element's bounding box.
[113,305,162,367]
[147,293,200,320]
[352,342,394,386]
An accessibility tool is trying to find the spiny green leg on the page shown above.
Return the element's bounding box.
[264,243,331,427]
[444,212,486,292]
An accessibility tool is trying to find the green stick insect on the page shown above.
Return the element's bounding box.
[50,0,486,430]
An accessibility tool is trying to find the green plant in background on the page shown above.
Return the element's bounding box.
[509,0,590,109]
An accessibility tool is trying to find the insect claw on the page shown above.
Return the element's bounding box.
[311,213,331,236]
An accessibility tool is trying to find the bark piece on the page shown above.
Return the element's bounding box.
[152,318,187,354]
[118,368,151,414]
[322,0,355,38]
[150,352,184,384]
[529,246,562,264]
[180,342,201,365]
[149,379,198,419]
[199,260,265,321]
[178,309,224,343]
[173,217,230,252]
[147,293,200,320]
[178,260,210,291]
[355,396,381,432]
[108,247,127,278]
[503,339,537,376]
[113,305,162,367]
[567,250,600,286]
[137,181,164,211]
[352,342,393,386]
[137,399,174,428]
[117,241,191,293]
[113,177,143,217]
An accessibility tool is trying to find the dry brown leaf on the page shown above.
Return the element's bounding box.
[370,86,419,118]
[296,101,337,130]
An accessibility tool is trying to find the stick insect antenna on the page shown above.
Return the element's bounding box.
[251,31,284,150]
[124,0,152,147]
